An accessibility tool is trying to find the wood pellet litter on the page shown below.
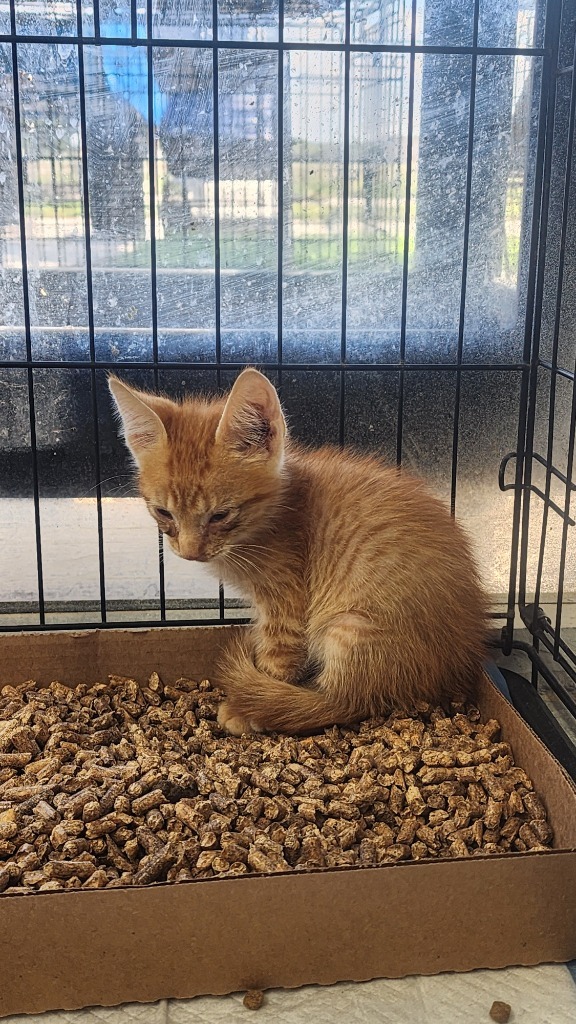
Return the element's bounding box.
[0,674,553,894]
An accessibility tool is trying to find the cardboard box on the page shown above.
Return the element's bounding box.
[1,624,575,1018]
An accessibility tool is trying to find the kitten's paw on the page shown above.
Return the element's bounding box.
[217,701,262,736]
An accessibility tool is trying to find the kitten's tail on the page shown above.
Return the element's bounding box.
[217,636,350,735]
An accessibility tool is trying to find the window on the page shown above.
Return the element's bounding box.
[1,0,574,628]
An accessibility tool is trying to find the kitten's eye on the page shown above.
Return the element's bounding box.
[154,507,173,519]
[209,509,231,524]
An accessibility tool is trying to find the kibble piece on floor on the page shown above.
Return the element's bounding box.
[0,673,554,893]
[243,989,265,1010]
[489,999,512,1023]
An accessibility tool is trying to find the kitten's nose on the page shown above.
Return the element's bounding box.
[177,533,206,561]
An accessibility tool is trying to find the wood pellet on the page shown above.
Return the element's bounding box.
[0,673,553,894]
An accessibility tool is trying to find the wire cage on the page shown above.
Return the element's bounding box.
[0,0,575,773]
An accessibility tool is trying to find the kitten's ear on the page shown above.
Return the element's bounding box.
[108,376,168,462]
[215,368,286,460]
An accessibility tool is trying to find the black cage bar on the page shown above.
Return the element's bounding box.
[0,0,575,763]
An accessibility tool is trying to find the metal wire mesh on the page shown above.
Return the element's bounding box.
[0,0,573,720]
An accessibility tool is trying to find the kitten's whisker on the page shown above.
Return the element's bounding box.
[84,474,134,497]
[222,551,261,577]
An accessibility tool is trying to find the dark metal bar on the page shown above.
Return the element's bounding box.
[145,1,165,620]
[77,0,107,623]
[531,280,564,636]
[517,596,576,703]
[531,450,576,489]
[550,56,576,657]
[506,0,563,652]
[513,638,576,698]
[0,606,506,630]
[450,0,479,517]
[93,0,101,40]
[0,359,530,371]
[0,618,251,634]
[212,3,221,374]
[539,358,575,381]
[519,486,575,526]
[522,632,576,704]
[338,0,351,447]
[9,2,45,625]
[276,0,285,388]
[212,0,225,621]
[500,450,576,494]
[396,0,417,465]
[1,598,250,613]
[130,0,138,42]
[0,34,546,56]
[541,623,576,670]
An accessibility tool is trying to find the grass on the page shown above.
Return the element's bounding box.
[23,170,522,279]
[112,230,404,272]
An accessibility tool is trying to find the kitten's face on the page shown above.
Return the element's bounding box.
[109,369,286,564]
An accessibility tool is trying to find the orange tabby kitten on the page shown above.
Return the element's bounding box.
[109,369,487,736]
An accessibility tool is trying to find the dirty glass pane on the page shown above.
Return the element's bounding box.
[0,369,33,494]
[15,0,77,35]
[280,370,341,445]
[559,0,576,69]
[17,44,89,362]
[351,0,412,45]
[346,52,409,357]
[99,0,146,38]
[154,368,221,611]
[415,0,473,46]
[97,366,160,614]
[463,56,539,363]
[405,55,471,360]
[81,0,95,35]
[152,47,215,358]
[0,368,39,614]
[540,67,576,373]
[558,133,576,374]
[1,0,571,622]
[457,370,521,595]
[402,371,456,501]
[282,49,344,358]
[152,0,212,39]
[523,367,576,612]
[526,378,566,601]
[0,45,26,360]
[32,368,103,606]
[218,50,278,351]
[284,1,344,44]
[344,371,399,462]
[478,0,540,49]
[83,44,153,360]
[219,0,278,42]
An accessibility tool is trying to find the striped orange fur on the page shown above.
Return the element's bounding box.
[109,368,488,736]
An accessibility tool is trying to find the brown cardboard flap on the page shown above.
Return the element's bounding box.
[0,852,575,1017]
[1,624,576,1016]
[0,624,243,687]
